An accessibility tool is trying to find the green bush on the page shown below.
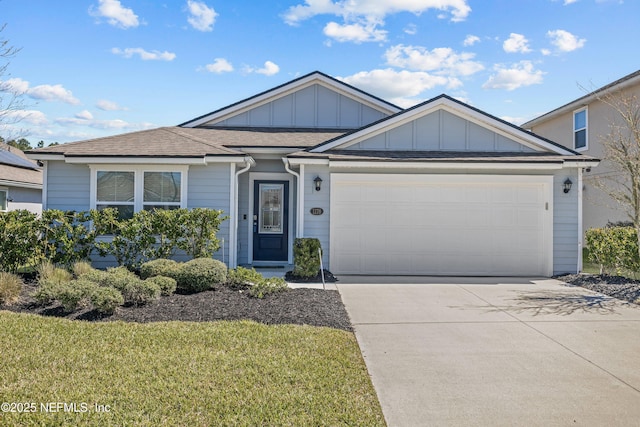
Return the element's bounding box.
[36,279,98,312]
[40,210,98,267]
[99,267,140,291]
[37,262,72,286]
[585,227,640,274]
[140,258,180,280]
[0,210,41,272]
[227,266,263,289]
[145,276,177,296]
[177,258,227,292]
[0,272,23,305]
[72,261,94,278]
[176,208,228,258]
[292,238,322,278]
[90,286,124,314]
[121,280,161,306]
[249,277,288,299]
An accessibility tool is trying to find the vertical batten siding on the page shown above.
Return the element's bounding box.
[303,165,331,268]
[553,169,579,274]
[187,164,232,264]
[46,161,91,211]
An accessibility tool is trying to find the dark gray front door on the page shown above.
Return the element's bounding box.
[253,180,289,262]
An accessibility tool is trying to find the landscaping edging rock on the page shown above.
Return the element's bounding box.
[555,274,640,305]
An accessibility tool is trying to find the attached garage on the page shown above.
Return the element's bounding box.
[330,174,554,276]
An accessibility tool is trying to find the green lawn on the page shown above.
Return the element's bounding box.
[0,312,385,426]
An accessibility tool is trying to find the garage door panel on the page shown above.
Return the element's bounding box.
[330,174,552,276]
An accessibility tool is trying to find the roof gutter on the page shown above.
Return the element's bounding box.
[283,157,303,238]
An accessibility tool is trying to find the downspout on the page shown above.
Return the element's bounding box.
[577,167,583,273]
[283,158,303,238]
[231,156,254,268]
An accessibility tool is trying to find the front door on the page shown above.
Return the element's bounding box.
[253,180,289,262]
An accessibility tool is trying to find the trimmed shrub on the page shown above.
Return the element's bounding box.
[41,279,98,312]
[145,276,177,296]
[0,209,41,272]
[100,267,140,291]
[249,277,288,299]
[585,227,640,274]
[140,258,180,280]
[0,272,23,305]
[292,238,322,279]
[177,258,227,292]
[122,280,161,306]
[227,266,263,289]
[90,286,124,314]
[72,261,94,278]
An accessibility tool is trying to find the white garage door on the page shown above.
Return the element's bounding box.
[330,174,553,276]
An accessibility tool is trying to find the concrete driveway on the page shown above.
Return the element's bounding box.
[336,277,640,427]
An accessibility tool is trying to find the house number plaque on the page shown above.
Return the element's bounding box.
[310,207,324,216]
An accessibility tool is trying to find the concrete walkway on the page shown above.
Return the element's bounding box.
[336,277,640,427]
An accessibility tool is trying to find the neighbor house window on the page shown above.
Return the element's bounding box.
[92,166,187,218]
[574,108,587,150]
[0,189,7,211]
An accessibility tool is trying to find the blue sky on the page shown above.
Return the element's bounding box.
[1,0,639,145]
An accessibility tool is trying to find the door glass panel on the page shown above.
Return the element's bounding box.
[259,183,283,234]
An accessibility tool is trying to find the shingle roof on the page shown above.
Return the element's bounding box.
[0,143,42,186]
[28,126,349,157]
[288,150,599,164]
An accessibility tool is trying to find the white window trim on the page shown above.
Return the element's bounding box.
[0,187,8,212]
[89,165,189,213]
[573,107,588,152]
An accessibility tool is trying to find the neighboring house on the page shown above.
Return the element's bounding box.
[0,142,43,214]
[27,71,598,276]
[523,70,640,237]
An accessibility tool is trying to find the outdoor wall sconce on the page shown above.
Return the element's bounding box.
[314,176,323,192]
[563,178,573,193]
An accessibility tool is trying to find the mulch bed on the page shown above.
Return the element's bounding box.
[1,281,353,331]
[555,273,640,305]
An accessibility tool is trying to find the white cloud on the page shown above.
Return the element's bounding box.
[482,61,545,91]
[203,58,234,73]
[283,1,470,44]
[546,29,586,52]
[111,47,176,61]
[257,61,280,76]
[96,99,128,111]
[503,33,531,53]
[463,34,479,46]
[404,23,417,35]
[75,110,94,120]
[384,45,484,76]
[89,0,139,29]
[245,61,280,76]
[339,68,461,107]
[563,0,578,4]
[3,110,49,126]
[186,0,217,32]
[323,20,387,43]
[55,117,154,131]
[0,78,80,104]
[283,0,472,25]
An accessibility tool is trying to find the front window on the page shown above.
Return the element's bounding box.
[92,167,186,218]
[259,183,283,233]
[97,171,135,219]
[143,172,181,211]
[0,189,7,211]
[574,108,587,150]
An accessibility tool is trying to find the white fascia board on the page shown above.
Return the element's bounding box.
[312,97,576,156]
[66,157,207,165]
[184,74,400,128]
[25,153,64,161]
[562,159,601,168]
[0,179,43,189]
[204,155,254,165]
[286,158,330,166]
[328,160,563,170]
